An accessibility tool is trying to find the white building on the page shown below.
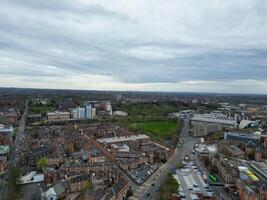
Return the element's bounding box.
[85,105,92,119]
[239,120,259,129]
[97,134,150,144]
[92,108,96,119]
[70,109,78,119]
[191,113,238,128]
[42,182,66,200]
[114,111,128,116]
[116,93,122,101]
[0,124,13,133]
[77,107,86,119]
[106,101,112,115]
[17,171,44,185]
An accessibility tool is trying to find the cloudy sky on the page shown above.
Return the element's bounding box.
[1,0,267,94]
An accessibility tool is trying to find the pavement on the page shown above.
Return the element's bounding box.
[20,182,42,200]
[0,102,28,200]
[177,160,216,200]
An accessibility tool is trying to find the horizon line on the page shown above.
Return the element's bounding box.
[0,86,267,96]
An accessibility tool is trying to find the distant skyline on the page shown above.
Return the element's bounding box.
[1,0,267,94]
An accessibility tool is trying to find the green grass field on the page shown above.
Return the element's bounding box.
[127,120,180,145]
[29,105,53,116]
[129,121,177,134]
[113,102,189,117]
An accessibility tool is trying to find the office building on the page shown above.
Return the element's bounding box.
[224,132,261,146]
[192,122,222,137]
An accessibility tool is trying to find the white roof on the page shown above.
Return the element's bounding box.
[0,124,13,132]
[111,144,130,152]
[18,171,44,184]
[44,187,56,197]
[238,166,248,171]
[19,171,36,183]
[114,111,128,116]
[47,111,70,115]
[191,114,237,126]
[97,134,150,144]
[206,145,217,153]
[239,120,258,129]
[153,141,170,151]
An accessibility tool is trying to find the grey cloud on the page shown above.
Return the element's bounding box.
[0,0,267,93]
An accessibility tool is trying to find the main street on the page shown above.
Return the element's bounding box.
[0,102,28,200]
[130,117,197,200]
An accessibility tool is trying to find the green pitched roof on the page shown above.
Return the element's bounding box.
[0,145,10,155]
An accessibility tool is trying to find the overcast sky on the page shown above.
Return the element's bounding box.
[1,0,267,94]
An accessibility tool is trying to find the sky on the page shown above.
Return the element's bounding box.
[0,0,267,94]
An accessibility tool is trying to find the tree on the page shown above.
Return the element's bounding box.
[65,147,72,157]
[85,180,93,190]
[126,187,133,198]
[38,157,48,171]
[28,100,33,106]
[40,119,46,126]
[33,130,40,139]
[212,133,221,141]
[50,99,56,107]
[81,180,93,194]
[176,162,185,169]
[158,173,179,200]
[7,166,21,200]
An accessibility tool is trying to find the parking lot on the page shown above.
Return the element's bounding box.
[175,161,215,200]
[128,164,158,184]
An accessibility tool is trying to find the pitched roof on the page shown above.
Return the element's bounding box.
[44,187,56,197]
[53,182,66,195]
[0,145,10,154]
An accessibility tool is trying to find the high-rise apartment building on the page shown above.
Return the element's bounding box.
[77,107,86,119]
[85,105,92,119]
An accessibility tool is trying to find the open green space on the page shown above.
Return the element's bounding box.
[126,120,181,146]
[28,105,53,116]
[128,121,177,134]
[113,101,194,117]
[113,102,188,144]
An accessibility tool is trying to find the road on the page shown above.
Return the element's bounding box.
[130,117,197,200]
[0,102,28,200]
